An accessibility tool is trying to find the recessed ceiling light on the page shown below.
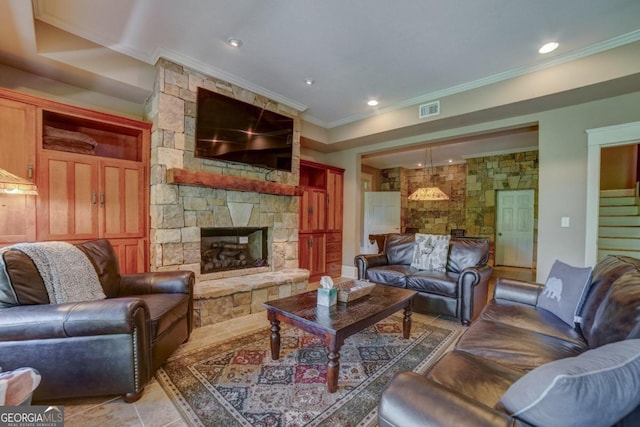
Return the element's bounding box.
[538,42,559,54]
[227,37,243,48]
[367,99,379,106]
[448,159,453,163]
[304,78,315,85]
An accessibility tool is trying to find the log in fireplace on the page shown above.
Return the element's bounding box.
[200,227,269,274]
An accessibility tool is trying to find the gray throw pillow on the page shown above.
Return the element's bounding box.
[410,234,450,272]
[537,260,592,326]
[499,339,640,427]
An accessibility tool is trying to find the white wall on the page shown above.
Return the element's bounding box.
[332,90,640,283]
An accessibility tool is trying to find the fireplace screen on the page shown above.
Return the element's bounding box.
[200,227,269,274]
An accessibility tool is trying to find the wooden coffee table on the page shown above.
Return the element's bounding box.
[263,284,416,393]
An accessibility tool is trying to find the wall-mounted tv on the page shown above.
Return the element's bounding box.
[195,87,294,172]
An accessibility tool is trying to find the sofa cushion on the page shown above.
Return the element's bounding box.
[411,234,450,272]
[383,233,415,265]
[500,339,640,427]
[366,265,410,288]
[0,250,49,306]
[406,270,457,297]
[455,319,586,371]
[480,300,586,346]
[135,293,190,341]
[427,350,524,409]
[580,255,640,348]
[446,238,490,274]
[76,239,122,298]
[537,259,592,327]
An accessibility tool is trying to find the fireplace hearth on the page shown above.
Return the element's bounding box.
[200,227,269,274]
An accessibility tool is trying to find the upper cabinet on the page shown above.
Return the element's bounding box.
[298,160,344,280]
[0,97,36,242]
[0,87,151,273]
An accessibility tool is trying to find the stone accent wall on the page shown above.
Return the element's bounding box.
[144,58,301,274]
[465,151,539,242]
[378,151,539,246]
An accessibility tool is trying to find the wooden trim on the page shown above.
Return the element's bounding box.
[167,168,300,196]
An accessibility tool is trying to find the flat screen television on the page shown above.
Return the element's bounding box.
[195,87,294,172]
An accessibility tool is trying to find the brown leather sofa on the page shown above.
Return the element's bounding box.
[378,255,640,427]
[0,239,194,403]
[355,234,492,325]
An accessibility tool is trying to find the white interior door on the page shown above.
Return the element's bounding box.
[363,191,401,252]
[496,189,534,268]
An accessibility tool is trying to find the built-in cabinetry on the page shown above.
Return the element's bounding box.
[298,160,344,280]
[0,88,150,273]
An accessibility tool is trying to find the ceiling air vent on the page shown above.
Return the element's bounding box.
[419,101,440,119]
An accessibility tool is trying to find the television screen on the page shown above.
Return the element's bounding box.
[195,87,294,172]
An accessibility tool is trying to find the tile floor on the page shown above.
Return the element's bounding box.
[39,266,535,426]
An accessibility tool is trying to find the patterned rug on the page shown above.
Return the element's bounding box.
[156,314,463,427]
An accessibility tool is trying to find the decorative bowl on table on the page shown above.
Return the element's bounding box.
[334,278,375,302]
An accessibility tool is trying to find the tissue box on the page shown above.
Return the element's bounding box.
[317,287,337,306]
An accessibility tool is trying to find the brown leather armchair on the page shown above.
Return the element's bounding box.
[0,239,194,403]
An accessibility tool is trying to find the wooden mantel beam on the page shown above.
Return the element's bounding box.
[166,168,300,196]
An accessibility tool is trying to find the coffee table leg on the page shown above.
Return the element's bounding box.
[270,318,281,360]
[327,347,341,393]
[403,305,412,339]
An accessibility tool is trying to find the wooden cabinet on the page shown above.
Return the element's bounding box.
[0,97,36,242]
[298,160,344,281]
[37,153,145,241]
[300,187,326,233]
[299,233,326,279]
[0,88,150,273]
[326,169,343,233]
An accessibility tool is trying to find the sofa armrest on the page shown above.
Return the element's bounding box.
[493,277,541,306]
[459,264,493,324]
[379,372,515,427]
[0,298,149,341]
[354,253,388,279]
[119,271,195,296]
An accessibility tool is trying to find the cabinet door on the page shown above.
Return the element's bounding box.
[38,151,99,240]
[326,169,344,232]
[299,233,326,280]
[109,238,146,273]
[299,187,326,232]
[100,160,145,238]
[325,232,342,277]
[0,98,36,242]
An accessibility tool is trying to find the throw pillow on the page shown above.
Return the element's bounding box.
[411,234,450,272]
[537,259,592,326]
[499,339,640,427]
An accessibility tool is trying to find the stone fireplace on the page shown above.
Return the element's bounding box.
[143,58,311,326]
[144,58,301,278]
[200,227,269,274]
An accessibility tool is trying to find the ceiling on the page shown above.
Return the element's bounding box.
[1,0,640,168]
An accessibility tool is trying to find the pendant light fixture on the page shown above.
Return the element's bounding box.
[408,146,449,201]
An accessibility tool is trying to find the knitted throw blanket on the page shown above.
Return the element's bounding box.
[6,242,106,304]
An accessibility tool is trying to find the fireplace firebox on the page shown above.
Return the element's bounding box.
[200,227,269,274]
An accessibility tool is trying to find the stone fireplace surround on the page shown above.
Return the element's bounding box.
[144,58,310,326]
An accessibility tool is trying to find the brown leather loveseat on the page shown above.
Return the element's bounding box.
[0,239,194,403]
[355,234,492,325]
[378,255,640,427]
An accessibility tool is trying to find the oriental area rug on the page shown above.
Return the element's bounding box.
[156,314,463,427]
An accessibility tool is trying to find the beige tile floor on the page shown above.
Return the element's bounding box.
[40,266,535,426]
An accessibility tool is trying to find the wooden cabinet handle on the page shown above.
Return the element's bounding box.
[27,164,33,180]
[92,192,97,206]
[99,192,105,207]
